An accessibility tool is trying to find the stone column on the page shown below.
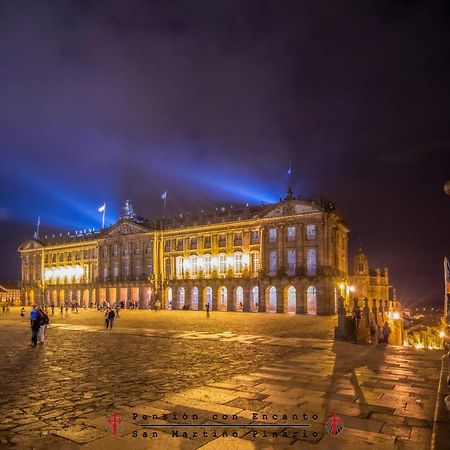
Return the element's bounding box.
[227,287,235,312]
[296,286,305,314]
[276,287,284,313]
[258,284,266,312]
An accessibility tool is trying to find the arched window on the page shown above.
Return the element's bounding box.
[269,286,277,313]
[220,287,227,311]
[192,287,198,310]
[307,286,317,315]
[179,287,185,309]
[251,286,259,311]
[205,287,212,307]
[287,286,296,313]
[236,287,243,310]
[167,288,172,310]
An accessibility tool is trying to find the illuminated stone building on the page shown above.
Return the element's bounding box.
[19,192,350,315]
[0,282,21,306]
[349,246,391,302]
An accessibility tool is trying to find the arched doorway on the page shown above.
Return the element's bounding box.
[268,286,276,313]
[191,287,199,310]
[178,287,185,310]
[287,286,296,314]
[251,286,259,312]
[307,286,317,315]
[235,287,243,311]
[204,287,212,310]
[219,287,227,311]
[167,287,173,310]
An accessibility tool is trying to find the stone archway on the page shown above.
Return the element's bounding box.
[306,286,317,315]
[268,286,277,313]
[191,287,199,310]
[286,285,296,314]
[218,286,227,311]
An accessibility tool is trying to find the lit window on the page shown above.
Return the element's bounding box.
[165,240,171,252]
[234,233,242,246]
[269,228,277,243]
[191,256,198,276]
[287,226,296,241]
[219,254,226,274]
[204,236,211,248]
[307,248,317,276]
[306,224,317,240]
[269,251,277,273]
[234,253,243,274]
[190,237,197,250]
[176,239,183,251]
[252,252,260,274]
[176,257,183,278]
[113,264,118,277]
[204,255,211,275]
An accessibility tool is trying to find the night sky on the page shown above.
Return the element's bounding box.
[0,1,449,306]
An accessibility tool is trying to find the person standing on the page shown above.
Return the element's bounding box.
[206,302,210,318]
[115,304,120,319]
[104,308,110,329]
[20,307,25,321]
[382,322,392,346]
[108,308,116,329]
[38,307,49,344]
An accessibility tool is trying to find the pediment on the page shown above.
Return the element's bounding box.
[103,220,150,238]
[259,201,321,218]
[18,239,43,251]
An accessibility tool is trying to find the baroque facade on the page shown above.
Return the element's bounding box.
[18,191,350,315]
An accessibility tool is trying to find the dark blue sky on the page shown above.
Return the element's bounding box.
[0,0,449,306]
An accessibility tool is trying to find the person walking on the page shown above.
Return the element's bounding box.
[51,302,54,315]
[30,305,39,325]
[115,304,120,319]
[30,309,42,347]
[20,307,25,321]
[107,308,116,329]
[382,322,392,346]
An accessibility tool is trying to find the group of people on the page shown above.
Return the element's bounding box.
[370,320,392,345]
[1,303,11,313]
[29,306,50,346]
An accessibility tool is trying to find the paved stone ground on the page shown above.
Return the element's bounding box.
[0,314,444,450]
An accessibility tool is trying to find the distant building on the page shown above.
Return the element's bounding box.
[349,246,391,302]
[18,191,350,315]
[0,282,21,306]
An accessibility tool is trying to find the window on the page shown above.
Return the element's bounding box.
[234,233,242,246]
[252,252,260,274]
[306,224,317,240]
[176,257,183,278]
[269,228,277,243]
[219,254,226,274]
[287,249,296,274]
[307,248,317,276]
[204,255,211,275]
[165,258,171,278]
[123,262,129,276]
[234,253,243,274]
[204,236,211,249]
[103,246,108,257]
[250,230,259,244]
[113,263,119,277]
[218,234,226,247]
[269,251,277,273]
[287,226,296,241]
[191,256,198,276]
[84,249,89,259]
[134,244,140,255]
[113,244,118,256]
[190,237,197,250]
[123,244,129,256]
[135,262,141,276]
[145,243,151,254]
[165,240,171,252]
[146,259,152,275]
[76,252,80,261]
[103,267,108,279]
[176,239,183,251]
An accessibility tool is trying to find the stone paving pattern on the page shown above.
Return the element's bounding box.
[0,311,444,449]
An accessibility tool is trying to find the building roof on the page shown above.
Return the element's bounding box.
[0,282,20,291]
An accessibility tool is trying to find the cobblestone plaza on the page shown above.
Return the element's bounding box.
[0,309,444,449]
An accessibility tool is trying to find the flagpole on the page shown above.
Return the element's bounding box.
[444,257,449,325]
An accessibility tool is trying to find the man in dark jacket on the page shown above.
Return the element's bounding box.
[107,309,116,329]
[30,310,42,347]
